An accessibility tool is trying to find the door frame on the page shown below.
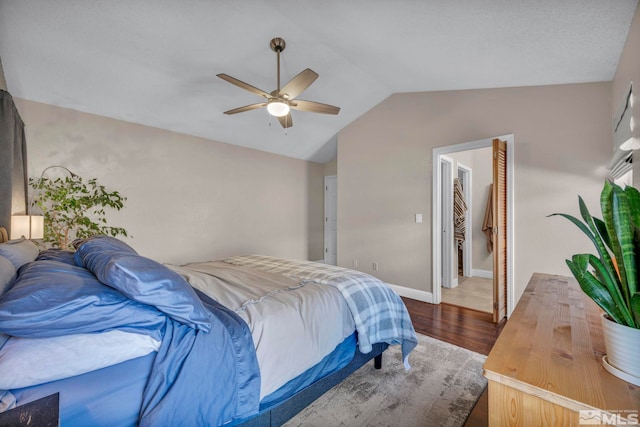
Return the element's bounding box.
[457,162,473,278]
[440,156,454,289]
[432,134,515,318]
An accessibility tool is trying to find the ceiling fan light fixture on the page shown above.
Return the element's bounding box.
[267,100,290,117]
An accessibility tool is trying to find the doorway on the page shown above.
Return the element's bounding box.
[432,135,515,320]
[440,149,493,313]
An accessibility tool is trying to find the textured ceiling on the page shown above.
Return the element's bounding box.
[0,0,637,163]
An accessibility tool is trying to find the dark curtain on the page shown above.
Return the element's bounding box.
[0,90,28,235]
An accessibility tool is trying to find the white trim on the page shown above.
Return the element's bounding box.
[388,283,434,304]
[472,269,493,279]
[506,135,515,318]
[440,156,454,288]
[457,162,473,278]
[432,134,515,318]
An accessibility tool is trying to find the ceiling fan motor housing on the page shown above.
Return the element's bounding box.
[270,37,286,52]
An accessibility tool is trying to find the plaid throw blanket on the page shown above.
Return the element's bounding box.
[222,255,418,368]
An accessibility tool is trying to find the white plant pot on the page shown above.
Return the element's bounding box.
[600,313,640,386]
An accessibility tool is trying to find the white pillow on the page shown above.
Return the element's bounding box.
[0,330,161,389]
[0,239,39,270]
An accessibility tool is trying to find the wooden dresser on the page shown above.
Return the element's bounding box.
[483,273,639,426]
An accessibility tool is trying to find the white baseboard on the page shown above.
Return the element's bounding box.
[387,283,434,304]
[472,269,493,279]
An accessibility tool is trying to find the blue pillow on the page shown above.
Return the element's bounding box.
[0,333,8,349]
[0,238,39,270]
[75,237,211,332]
[0,256,16,297]
[73,235,137,265]
[0,260,165,340]
[36,249,76,265]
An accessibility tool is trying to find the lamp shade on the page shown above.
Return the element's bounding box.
[10,215,44,240]
[30,215,44,240]
[10,216,29,240]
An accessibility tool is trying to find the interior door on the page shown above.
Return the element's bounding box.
[324,175,337,265]
[492,138,507,322]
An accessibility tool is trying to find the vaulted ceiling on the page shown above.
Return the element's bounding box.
[0,0,637,162]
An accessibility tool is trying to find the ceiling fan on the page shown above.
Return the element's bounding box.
[217,37,340,129]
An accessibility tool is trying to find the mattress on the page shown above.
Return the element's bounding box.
[9,333,357,426]
[170,261,356,399]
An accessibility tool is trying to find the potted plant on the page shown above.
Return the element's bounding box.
[30,172,129,250]
[551,181,640,385]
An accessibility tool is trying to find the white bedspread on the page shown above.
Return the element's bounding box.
[168,262,355,399]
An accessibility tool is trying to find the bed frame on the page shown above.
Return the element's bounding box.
[238,342,388,426]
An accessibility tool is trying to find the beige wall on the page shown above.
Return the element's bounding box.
[324,157,337,177]
[337,83,611,304]
[0,57,7,91]
[612,3,640,185]
[15,98,325,264]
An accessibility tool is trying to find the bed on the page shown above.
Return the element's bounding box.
[0,235,417,426]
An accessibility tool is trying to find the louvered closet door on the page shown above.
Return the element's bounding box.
[492,138,507,322]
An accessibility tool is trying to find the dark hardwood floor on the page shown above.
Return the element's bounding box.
[401,297,506,427]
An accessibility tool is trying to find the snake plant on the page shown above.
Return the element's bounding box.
[550,181,640,329]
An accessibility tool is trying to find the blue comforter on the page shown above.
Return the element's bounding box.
[141,291,259,426]
[0,236,261,426]
[140,294,260,426]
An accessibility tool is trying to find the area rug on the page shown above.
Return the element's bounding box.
[284,334,487,427]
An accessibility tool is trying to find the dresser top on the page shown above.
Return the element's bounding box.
[484,273,639,413]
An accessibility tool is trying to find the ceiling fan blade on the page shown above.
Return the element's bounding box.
[279,69,318,99]
[217,74,271,99]
[223,102,267,115]
[290,99,340,115]
[277,113,293,128]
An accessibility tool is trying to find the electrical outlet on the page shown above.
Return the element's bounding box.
[372,262,378,271]
[352,259,358,268]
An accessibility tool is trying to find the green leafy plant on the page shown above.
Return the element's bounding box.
[30,174,129,250]
[550,181,640,329]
